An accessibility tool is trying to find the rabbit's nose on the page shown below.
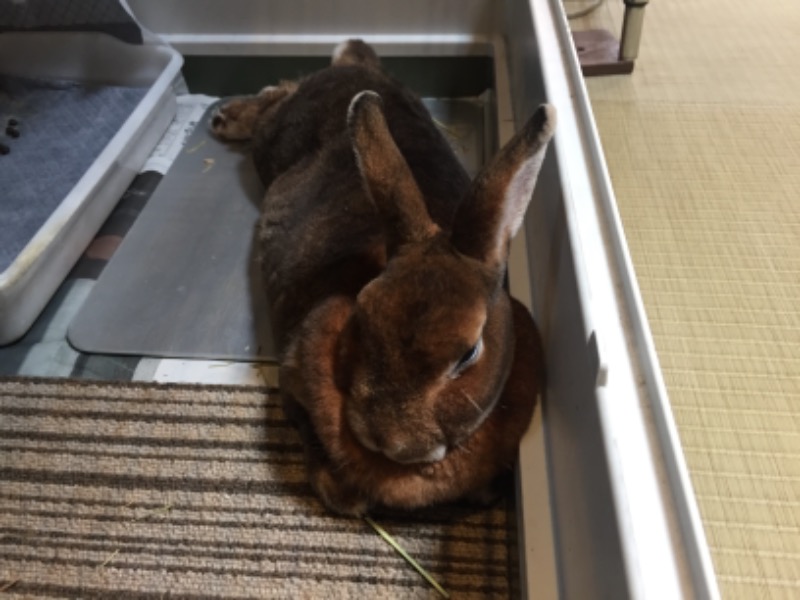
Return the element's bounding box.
[385,442,447,465]
[421,445,447,463]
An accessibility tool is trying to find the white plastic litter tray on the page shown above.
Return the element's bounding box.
[127,0,720,597]
[0,32,182,345]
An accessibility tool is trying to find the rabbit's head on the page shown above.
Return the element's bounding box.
[339,92,556,465]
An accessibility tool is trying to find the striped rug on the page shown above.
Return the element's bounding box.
[0,378,518,599]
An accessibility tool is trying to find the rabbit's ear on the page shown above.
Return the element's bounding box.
[348,91,439,253]
[451,104,556,268]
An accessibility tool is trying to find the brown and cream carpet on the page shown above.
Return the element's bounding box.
[0,378,517,599]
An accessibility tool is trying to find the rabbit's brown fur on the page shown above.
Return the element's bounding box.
[212,40,555,515]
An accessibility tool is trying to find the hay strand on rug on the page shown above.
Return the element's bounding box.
[365,516,450,599]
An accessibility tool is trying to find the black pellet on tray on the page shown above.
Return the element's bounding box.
[0,143,9,155]
[6,125,19,138]
[7,117,18,127]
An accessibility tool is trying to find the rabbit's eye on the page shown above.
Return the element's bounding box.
[453,338,483,376]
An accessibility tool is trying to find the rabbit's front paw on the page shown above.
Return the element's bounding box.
[310,466,369,517]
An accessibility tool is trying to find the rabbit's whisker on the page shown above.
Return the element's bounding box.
[460,390,484,416]
[333,457,353,472]
[454,440,473,455]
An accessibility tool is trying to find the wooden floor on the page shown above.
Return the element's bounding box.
[569,0,800,596]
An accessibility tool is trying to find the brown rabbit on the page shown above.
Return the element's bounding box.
[212,40,556,516]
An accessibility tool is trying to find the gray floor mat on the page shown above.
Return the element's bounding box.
[68,97,488,361]
[0,74,148,272]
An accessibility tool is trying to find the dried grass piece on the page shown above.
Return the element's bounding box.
[97,549,119,568]
[431,117,462,141]
[186,139,207,154]
[364,517,450,599]
[133,503,173,521]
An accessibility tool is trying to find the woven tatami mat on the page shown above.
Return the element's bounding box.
[0,379,516,599]
[572,0,800,597]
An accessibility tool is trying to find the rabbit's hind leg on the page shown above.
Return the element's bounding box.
[211,81,298,141]
[211,96,261,141]
[331,39,380,70]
